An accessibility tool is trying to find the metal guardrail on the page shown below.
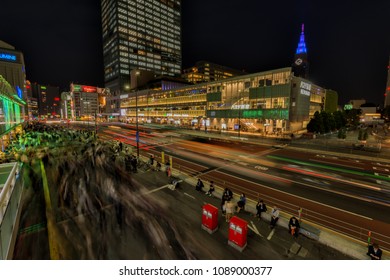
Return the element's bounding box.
[0,162,22,260]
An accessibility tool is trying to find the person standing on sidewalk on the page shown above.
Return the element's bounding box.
[221,188,231,214]
[225,199,235,222]
[255,199,267,220]
[205,181,215,196]
[288,216,300,237]
[269,206,279,229]
[195,178,204,191]
[237,193,246,213]
[367,243,382,260]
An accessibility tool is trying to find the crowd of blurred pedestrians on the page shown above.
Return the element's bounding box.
[12,121,197,259]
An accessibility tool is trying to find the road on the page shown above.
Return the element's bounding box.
[12,122,389,259]
[95,123,390,251]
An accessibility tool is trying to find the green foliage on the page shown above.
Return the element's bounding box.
[333,111,346,129]
[337,129,346,139]
[307,110,347,134]
[345,108,361,127]
[358,129,368,141]
[382,105,390,120]
[363,130,368,140]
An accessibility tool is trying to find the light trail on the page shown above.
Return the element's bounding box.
[268,155,390,182]
[282,165,382,192]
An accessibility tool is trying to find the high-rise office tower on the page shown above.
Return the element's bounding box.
[101,0,182,93]
[384,57,390,107]
[292,24,309,79]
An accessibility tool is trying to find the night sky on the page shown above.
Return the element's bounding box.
[1,0,389,106]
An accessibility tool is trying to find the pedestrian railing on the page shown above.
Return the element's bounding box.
[167,161,390,253]
[0,162,22,260]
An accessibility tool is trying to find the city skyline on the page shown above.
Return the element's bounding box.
[0,0,389,106]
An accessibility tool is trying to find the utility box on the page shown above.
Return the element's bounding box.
[201,204,219,234]
[228,216,248,252]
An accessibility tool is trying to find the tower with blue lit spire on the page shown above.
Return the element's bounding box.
[292,24,309,79]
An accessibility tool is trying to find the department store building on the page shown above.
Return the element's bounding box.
[120,67,325,134]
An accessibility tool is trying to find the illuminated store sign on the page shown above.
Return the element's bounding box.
[72,85,82,92]
[344,104,353,110]
[82,86,97,93]
[16,86,23,98]
[300,81,311,96]
[0,53,16,61]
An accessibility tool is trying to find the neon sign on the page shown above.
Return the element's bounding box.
[16,86,23,98]
[0,53,17,61]
[82,86,97,93]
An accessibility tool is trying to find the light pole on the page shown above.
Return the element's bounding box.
[135,71,140,158]
[238,89,241,138]
[94,110,97,137]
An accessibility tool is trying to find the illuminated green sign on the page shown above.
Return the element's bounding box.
[344,104,353,110]
[73,85,82,92]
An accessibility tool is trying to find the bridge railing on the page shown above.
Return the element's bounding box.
[0,162,22,260]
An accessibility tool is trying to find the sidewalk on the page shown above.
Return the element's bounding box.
[174,169,389,260]
[131,167,367,260]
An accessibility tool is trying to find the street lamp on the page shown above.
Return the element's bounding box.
[135,71,140,158]
[238,89,242,138]
[94,110,98,137]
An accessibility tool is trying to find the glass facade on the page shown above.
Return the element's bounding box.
[182,61,245,84]
[0,75,26,134]
[101,0,182,93]
[120,67,326,134]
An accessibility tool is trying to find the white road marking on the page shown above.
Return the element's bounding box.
[142,184,170,194]
[267,229,275,240]
[184,192,196,199]
[310,158,365,170]
[373,166,389,172]
[375,172,390,178]
[249,221,263,237]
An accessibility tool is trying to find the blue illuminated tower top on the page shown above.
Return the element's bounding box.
[296,24,307,54]
[292,23,309,78]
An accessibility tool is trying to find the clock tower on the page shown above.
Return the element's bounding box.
[292,24,309,79]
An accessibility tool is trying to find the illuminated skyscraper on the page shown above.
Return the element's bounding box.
[292,24,309,79]
[384,57,390,107]
[101,0,182,93]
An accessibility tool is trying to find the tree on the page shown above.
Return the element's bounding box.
[345,109,361,127]
[358,129,368,141]
[320,111,330,133]
[337,128,346,139]
[333,111,346,130]
[307,111,321,133]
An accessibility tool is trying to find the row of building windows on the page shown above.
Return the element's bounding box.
[119,35,180,51]
[122,0,180,14]
[119,55,164,64]
[118,20,180,37]
[119,15,181,33]
[118,5,179,22]
[118,25,180,41]
[117,13,179,33]
[120,49,162,60]
[118,56,180,70]
[118,5,176,23]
